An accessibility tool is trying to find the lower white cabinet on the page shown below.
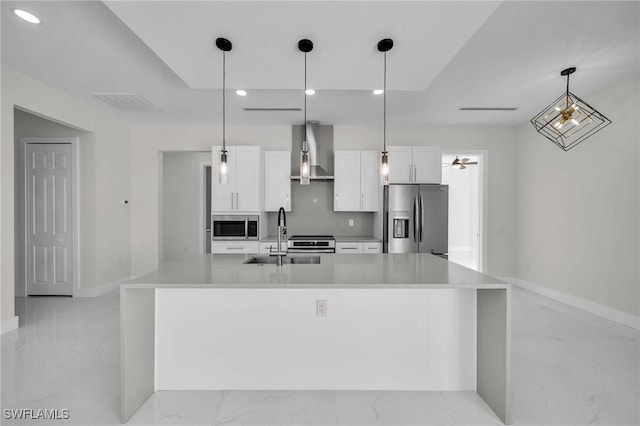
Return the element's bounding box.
[336,242,364,254]
[211,242,259,254]
[363,242,382,253]
[336,241,382,254]
[258,241,287,254]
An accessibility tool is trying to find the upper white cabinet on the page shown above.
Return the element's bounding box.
[211,146,261,212]
[263,151,291,212]
[387,146,441,184]
[334,150,379,212]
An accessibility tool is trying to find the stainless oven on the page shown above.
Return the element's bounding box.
[212,215,259,240]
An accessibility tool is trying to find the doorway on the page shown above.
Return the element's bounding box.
[441,152,486,272]
[22,139,78,296]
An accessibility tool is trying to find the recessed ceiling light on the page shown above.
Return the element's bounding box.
[235,89,247,96]
[14,9,41,24]
[305,89,316,96]
[373,89,384,95]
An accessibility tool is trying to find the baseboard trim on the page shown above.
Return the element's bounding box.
[1,316,19,334]
[75,275,139,298]
[499,276,640,331]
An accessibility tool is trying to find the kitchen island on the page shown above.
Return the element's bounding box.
[121,253,511,424]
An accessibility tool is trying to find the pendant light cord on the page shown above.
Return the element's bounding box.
[565,72,570,108]
[383,51,387,151]
[304,52,307,126]
[222,51,226,151]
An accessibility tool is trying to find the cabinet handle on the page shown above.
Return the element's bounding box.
[413,165,417,182]
[226,247,244,250]
[341,247,358,250]
[409,165,412,182]
[367,247,378,250]
[231,193,234,209]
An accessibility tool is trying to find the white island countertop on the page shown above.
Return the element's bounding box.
[127,253,507,289]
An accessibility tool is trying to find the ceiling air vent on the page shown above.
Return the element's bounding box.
[459,107,518,111]
[91,93,160,111]
[243,107,301,112]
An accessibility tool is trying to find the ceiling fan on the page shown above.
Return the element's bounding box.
[446,156,478,170]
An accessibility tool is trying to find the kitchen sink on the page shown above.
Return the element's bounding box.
[244,256,321,265]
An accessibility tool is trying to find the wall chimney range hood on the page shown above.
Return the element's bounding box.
[291,122,334,181]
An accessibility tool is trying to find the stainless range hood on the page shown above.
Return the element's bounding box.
[291,122,334,181]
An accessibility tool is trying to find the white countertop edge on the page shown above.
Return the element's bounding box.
[121,283,510,290]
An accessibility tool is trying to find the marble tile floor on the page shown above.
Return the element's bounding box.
[1,286,638,425]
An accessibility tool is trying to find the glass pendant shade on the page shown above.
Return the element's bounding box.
[530,68,611,151]
[219,150,229,184]
[380,151,389,185]
[300,141,310,185]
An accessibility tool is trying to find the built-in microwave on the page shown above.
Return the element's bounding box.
[212,215,259,240]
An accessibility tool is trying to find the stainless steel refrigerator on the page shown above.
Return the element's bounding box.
[383,184,448,255]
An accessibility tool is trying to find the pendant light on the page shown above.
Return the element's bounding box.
[298,39,314,185]
[378,38,393,185]
[530,67,611,151]
[216,37,232,184]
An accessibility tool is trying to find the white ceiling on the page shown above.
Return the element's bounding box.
[2,1,639,127]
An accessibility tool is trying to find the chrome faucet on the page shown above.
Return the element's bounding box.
[270,207,288,265]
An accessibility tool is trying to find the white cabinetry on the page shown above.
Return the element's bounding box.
[258,241,287,253]
[263,151,291,212]
[335,241,382,254]
[212,146,261,212]
[364,242,382,253]
[211,241,259,254]
[336,242,364,254]
[334,150,379,212]
[387,146,441,184]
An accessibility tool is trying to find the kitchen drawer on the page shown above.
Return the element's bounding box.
[211,242,259,254]
[259,242,286,254]
[363,242,382,253]
[336,242,364,254]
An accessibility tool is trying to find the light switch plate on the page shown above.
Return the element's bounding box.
[316,300,328,317]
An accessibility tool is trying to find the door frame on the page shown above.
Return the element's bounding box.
[199,160,212,254]
[20,137,79,297]
[441,149,488,273]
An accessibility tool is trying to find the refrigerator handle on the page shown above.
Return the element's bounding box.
[419,193,424,242]
[413,195,419,242]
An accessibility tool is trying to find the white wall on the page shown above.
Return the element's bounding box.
[514,74,639,317]
[335,126,517,277]
[1,66,132,319]
[162,151,210,262]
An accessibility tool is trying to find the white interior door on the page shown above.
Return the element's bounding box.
[26,143,74,295]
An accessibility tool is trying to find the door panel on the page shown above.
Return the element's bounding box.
[413,147,442,184]
[387,147,413,183]
[235,147,260,211]
[418,185,448,255]
[27,143,73,295]
[334,151,361,211]
[211,146,235,211]
[360,151,379,211]
[385,184,418,253]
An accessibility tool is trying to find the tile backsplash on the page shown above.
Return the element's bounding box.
[266,181,374,236]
